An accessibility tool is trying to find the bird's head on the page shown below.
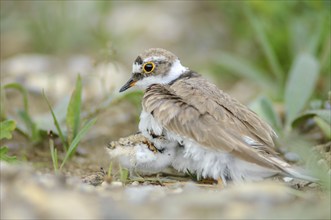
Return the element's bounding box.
[119,48,188,92]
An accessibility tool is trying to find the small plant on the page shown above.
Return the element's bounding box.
[118,164,129,184]
[48,131,59,173]
[213,3,330,189]
[1,75,98,172]
[43,75,97,172]
[214,3,329,139]
[292,93,331,139]
[1,83,42,142]
[0,119,17,163]
[107,161,113,178]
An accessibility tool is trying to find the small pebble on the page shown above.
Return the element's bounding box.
[111,181,123,187]
[101,181,110,187]
[284,152,300,162]
[143,181,151,185]
[171,188,183,194]
[283,177,294,183]
[131,181,139,186]
[182,181,199,192]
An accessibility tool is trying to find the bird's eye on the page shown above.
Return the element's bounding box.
[143,62,155,73]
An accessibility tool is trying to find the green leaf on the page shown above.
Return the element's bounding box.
[119,165,129,183]
[0,120,16,140]
[307,110,330,124]
[307,16,325,55]
[292,109,331,127]
[60,117,97,170]
[314,116,331,139]
[285,53,320,127]
[0,146,17,163]
[244,5,284,84]
[215,52,274,90]
[66,75,82,145]
[34,96,70,132]
[42,90,68,151]
[2,83,41,141]
[249,96,282,134]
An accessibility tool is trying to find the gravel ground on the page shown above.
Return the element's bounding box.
[1,162,330,220]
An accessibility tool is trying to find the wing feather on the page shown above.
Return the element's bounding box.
[143,77,279,168]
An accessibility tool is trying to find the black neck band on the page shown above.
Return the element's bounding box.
[168,70,200,85]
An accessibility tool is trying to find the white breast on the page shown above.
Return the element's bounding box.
[139,110,163,137]
[139,110,178,150]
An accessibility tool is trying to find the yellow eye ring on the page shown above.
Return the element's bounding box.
[143,62,155,73]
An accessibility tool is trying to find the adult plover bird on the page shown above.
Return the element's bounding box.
[118,48,316,184]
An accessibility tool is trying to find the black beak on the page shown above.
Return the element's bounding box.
[119,77,137,92]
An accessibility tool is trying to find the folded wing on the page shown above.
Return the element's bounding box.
[143,76,279,169]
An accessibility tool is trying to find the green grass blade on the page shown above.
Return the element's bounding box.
[42,90,68,151]
[3,83,29,113]
[17,110,41,142]
[308,15,325,55]
[314,116,331,139]
[119,164,129,183]
[0,86,7,120]
[320,34,331,73]
[244,5,284,84]
[249,96,282,134]
[60,117,97,170]
[2,83,40,141]
[2,83,36,139]
[305,109,330,124]
[107,162,113,178]
[0,120,16,140]
[292,109,331,128]
[285,53,320,128]
[49,137,58,173]
[66,75,82,145]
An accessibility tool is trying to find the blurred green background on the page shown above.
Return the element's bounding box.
[0,1,330,168]
[1,1,329,94]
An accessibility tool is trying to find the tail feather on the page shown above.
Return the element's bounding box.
[282,166,318,182]
[269,156,318,182]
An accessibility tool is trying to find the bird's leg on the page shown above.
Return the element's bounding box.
[217,178,225,188]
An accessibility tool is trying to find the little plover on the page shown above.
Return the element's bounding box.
[118,48,316,183]
[107,133,176,176]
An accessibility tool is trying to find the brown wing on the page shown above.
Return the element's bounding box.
[172,76,277,147]
[143,76,278,168]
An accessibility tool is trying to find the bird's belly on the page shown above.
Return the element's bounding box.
[170,136,278,183]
